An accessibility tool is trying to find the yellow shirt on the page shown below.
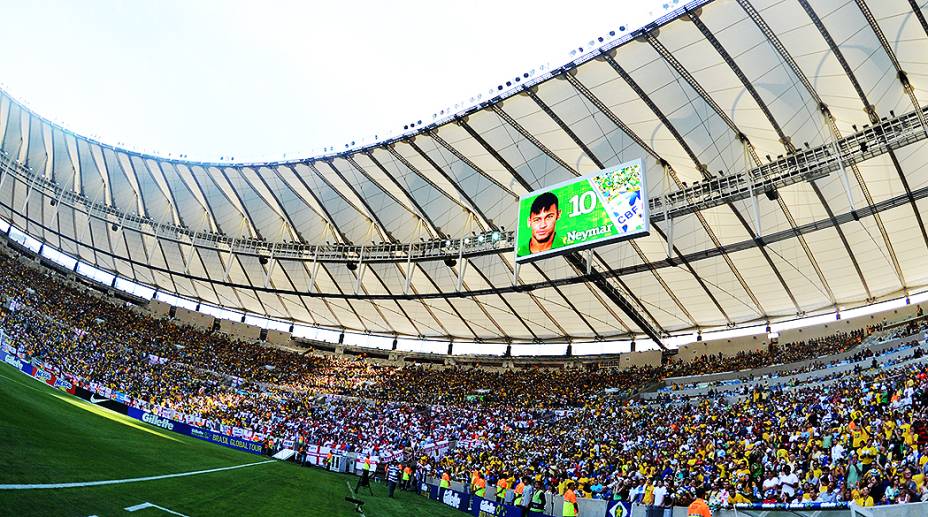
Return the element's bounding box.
[732,493,751,504]
[913,473,925,490]
[883,420,896,439]
[854,495,874,507]
[852,429,869,448]
[859,446,877,465]
[642,485,654,505]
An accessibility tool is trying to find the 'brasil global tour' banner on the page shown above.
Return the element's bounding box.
[125,407,264,455]
[515,158,648,263]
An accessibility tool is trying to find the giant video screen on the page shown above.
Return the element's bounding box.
[515,159,649,263]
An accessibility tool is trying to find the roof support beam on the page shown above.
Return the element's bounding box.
[564,252,665,348]
[558,71,733,322]
[353,153,440,236]
[601,52,768,318]
[523,86,604,170]
[280,165,349,243]
[15,179,924,303]
[425,130,520,198]
[488,97,676,334]
[309,161,393,242]
[517,88,695,330]
[324,158,491,337]
[420,119,594,337]
[389,142,493,229]
[682,14,838,307]
[686,13,793,151]
[458,119,534,192]
[740,0,907,296]
[644,32,806,313]
[906,0,928,39]
[854,0,928,246]
[797,0,917,294]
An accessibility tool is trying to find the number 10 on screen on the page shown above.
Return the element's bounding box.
[514,159,649,263]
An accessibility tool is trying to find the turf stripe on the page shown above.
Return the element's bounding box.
[0,362,180,442]
[49,390,182,443]
[0,460,275,490]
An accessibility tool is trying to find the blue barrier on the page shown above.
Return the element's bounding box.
[467,496,522,517]
[734,502,849,510]
[421,482,631,517]
[429,485,471,512]
[1,350,265,456]
[125,407,264,455]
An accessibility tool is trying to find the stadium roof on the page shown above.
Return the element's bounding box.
[2,0,928,348]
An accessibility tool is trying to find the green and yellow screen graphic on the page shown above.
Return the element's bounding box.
[515,159,649,262]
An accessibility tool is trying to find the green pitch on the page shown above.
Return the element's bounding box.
[0,363,461,517]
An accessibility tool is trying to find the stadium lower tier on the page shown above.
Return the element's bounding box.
[1,251,928,508]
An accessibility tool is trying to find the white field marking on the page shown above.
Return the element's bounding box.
[345,481,367,517]
[0,460,275,490]
[125,502,189,516]
[0,363,53,395]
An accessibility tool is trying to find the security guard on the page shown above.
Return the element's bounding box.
[513,478,525,506]
[529,480,546,514]
[402,464,412,490]
[687,487,712,517]
[496,476,509,502]
[473,471,487,499]
[439,470,451,499]
[562,480,579,517]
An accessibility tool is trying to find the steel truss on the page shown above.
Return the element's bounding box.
[2,103,927,265]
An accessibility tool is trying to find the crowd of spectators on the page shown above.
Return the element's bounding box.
[661,330,870,381]
[1,249,927,509]
[657,337,922,401]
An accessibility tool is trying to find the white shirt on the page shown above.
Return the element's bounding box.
[831,443,845,462]
[779,473,799,497]
[763,477,779,496]
[653,486,667,507]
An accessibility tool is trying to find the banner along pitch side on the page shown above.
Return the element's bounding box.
[515,159,649,263]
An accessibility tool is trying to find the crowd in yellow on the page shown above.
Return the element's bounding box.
[0,251,926,509]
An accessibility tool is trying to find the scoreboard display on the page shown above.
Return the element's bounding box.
[515,159,649,263]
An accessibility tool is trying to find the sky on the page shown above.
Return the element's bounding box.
[0,1,674,162]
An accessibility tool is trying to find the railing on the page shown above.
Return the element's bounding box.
[2,102,926,264]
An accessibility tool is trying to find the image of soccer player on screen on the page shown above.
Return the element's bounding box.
[527,191,560,255]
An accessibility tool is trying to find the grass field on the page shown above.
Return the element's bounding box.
[0,362,461,517]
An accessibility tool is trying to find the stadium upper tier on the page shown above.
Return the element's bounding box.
[2,0,928,346]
